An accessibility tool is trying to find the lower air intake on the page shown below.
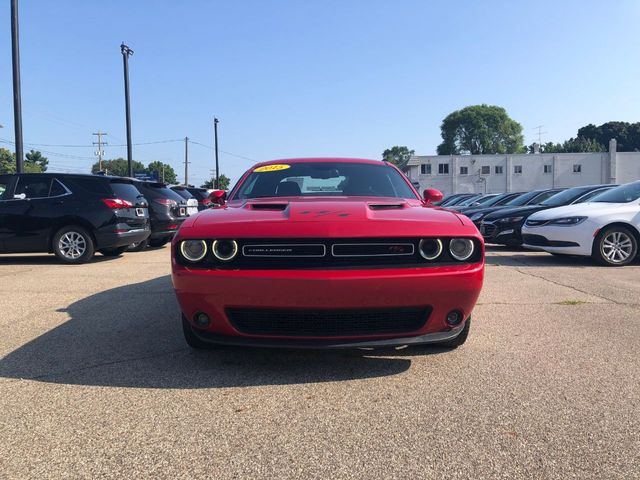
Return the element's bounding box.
[226,306,431,337]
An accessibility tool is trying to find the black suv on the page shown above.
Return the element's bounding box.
[128,180,189,250]
[0,173,150,263]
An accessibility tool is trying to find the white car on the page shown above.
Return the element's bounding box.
[522,181,640,266]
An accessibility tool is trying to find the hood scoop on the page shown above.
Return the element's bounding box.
[368,203,405,210]
[249,202,289,211]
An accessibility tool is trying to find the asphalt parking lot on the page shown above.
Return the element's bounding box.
[1,247,639,479]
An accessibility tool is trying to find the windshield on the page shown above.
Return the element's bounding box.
[455,195,482,206]
[473,194,499,206]
[504,191,539,206]
[232,162,417,200]
[591,182,640,203]
[541,187,594,207]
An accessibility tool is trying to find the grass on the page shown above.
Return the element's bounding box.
[556,299,587,306]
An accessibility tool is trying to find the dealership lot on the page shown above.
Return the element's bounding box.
[0,248,638,479]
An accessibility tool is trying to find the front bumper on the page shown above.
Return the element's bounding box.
[479,221,523,245]
[172,262,484,344]
[521,224,594,256]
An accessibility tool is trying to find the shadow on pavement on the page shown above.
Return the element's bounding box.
[0,276,426,389]
[484,245,599,267]
[0,253,122,266]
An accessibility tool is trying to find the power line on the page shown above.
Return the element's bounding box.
[189,140,259,163]
[3,138,182,148]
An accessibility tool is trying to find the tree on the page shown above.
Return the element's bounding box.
[577,121,640,151]
[0,148,46,174]
[201,174,231,190]
[25,150,48,172]
[91,158,146,177]
[147,161,177,184]
[382,146,415,167]
[529,138,605,154]
[0,148,15,174]
[437,104,525,155]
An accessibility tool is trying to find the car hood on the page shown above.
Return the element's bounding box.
[181,197,478,238]
[483,204,548,221]
[526,202,634,221]
[459,205,509,216]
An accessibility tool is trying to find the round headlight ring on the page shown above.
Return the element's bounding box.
[212,240,238,261]
[449,238,475,261]
[180,240,208,262]
[419,238,443,261]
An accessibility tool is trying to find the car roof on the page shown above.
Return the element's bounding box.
[251,157,391,168]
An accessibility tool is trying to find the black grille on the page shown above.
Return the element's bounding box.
[522,234,579,247]
[226,306,431,337]
[481,223,498,237]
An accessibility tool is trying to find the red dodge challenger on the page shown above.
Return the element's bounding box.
[171,158,484,349]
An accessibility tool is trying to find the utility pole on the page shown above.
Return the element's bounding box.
[121,43,134,177]
[214,117,220,189]
[11,0,24,173]
[92,131,108,171]
[184,136,189,186]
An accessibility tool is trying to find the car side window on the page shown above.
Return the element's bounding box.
[49,179,69,197]
[0,178,9,200]
[15,177,52,199]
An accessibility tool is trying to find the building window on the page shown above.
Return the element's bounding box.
[420,164,431,175]
[514,165,523,174]
[459,166,468,175]
[573,164,582,173]
[438,163,449,175]
[494,166,504,174]
[480,166,490,175]
[543,165,552,174]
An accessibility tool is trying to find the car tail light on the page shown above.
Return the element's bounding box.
[202,198,212,206]
[168,224,178,230]
[154,198,178,206]
[102,198,134,209]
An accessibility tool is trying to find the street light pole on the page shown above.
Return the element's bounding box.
[214,117,219,189]
[11,0,24,173]
[121,43,134,177]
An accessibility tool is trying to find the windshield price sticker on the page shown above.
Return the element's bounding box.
[254,164,291,173]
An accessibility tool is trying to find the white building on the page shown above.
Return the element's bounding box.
[404,139,640,195]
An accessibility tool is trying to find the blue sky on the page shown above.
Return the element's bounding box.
[1,0,639,187]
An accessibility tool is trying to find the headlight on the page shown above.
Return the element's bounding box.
[449,238,475,261]
[548,216,588,226]
[469,212,484,221]
[498,216,524,223]
[212,239,238,261]
[180,240,207,262]
[418,238,443,260]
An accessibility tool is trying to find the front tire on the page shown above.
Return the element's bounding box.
[53,226,95,264]
[182,315,213,350]
[593,226,638,266]
[436,318,471,348]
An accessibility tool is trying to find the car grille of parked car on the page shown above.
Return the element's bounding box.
[522,234,580,248]
[177,237,483,269]
[480,223,498,237]
[226,306,431,337]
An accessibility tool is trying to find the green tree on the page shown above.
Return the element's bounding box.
[0,148,16,174]
[529,138,605,154]
[91,158,146,177]
[437,104,525,155]
[201,174,231,190]
[382,146,415,167]
[25,150,48,172]
[577,121,639,151]
[147,161,177,184]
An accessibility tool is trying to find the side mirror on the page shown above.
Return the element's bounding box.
[13,193,27,200]
[423,188,443,205]
[209,189,226,207]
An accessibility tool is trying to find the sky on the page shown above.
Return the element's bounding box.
[1,0,639,187]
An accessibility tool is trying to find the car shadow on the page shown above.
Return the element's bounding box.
[0,276,437,389]
[0,253,122,266]
[484,245,600,267]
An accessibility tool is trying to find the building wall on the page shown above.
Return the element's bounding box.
[405,149,639,196]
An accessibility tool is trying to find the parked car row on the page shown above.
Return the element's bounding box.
[437,181,640,266]
[0,173,225,264]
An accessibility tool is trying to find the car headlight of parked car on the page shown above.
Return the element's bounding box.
[497,216,524,223]
[180,240,208,262]
[449,238,475,261]
[547,216,588,226]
